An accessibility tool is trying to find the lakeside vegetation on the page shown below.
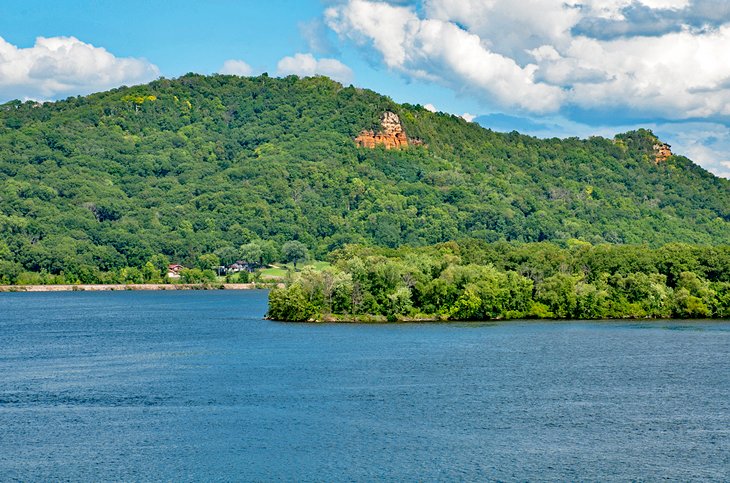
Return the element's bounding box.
[0,240,321,286]
[267,241,730,321]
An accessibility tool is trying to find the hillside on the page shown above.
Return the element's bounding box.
[1,74,729,278]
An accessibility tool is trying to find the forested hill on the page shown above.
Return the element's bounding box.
[1,73,729,274]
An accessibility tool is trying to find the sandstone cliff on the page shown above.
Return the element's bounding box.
[355,111,421,149]
[653,143,672,164]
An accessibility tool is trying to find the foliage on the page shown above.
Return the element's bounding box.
[0,74,729,281]
[268,241,730,321]
[179,267,216,284]
[239,242,263,265]
[196,253,220,270]
[281,241,309,269]
[268,284,317,322]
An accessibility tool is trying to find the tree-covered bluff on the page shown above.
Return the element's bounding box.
[0,73,729,283]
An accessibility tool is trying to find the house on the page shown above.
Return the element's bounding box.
[167,264,184,278]
[227,261,255,274]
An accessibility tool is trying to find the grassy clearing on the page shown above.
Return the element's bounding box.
[259,261,331,279]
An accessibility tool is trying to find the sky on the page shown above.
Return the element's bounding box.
[1,0,730,178]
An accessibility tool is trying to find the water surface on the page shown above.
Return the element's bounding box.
[1,291,728,481]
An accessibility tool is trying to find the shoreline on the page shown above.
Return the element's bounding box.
[0,283,275,292]
[270,314,725,324]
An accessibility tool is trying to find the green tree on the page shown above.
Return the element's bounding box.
[447,286,482,320]
[259,240,280,266]
[142,261,160,282]
[148,254,171,278]
[267,284,317,321]
[197,253,221,271]
[179,268,216,284]
[386,286,413,319]
[282,241,309,270]
[239,242,264,265]
[536,273,578,318]
[0,241,11,260]
[0,261,23,284]
[214,246,239,266]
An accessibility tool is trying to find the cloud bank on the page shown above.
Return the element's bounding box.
[0,36,159,102]
[218,59,254,76]
[325,0,730,121]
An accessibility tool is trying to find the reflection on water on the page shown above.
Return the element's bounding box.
[1,291,728,481]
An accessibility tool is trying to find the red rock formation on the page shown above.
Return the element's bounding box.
[653,143,672,164]
[355,111,412,149]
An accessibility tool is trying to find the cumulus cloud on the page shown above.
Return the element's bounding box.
[423,103,438,112]
[276,53,354,84]
[574,0,730,39]
[325,0,730,121]
[422,0,582,62]
[219,59,254,76]
[326,0,565,113]
[0,36,159,102]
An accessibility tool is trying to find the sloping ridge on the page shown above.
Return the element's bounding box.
[0,73,728,271]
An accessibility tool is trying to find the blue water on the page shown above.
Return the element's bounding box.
[0,291,728,481]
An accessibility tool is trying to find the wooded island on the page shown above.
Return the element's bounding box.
[268,241,730,321]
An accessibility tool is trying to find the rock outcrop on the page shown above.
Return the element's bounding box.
[355,111,420,149]
[653,143,672,164]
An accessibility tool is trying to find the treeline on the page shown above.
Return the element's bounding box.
[267,241,730,321]
[0,239,310,285]
[0,252,230,285]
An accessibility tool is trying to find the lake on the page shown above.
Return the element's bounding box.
[1,290,728,481]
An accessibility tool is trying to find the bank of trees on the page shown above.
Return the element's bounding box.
[0,238,291,285]
[267,241,730,321]
[1,74,730,282]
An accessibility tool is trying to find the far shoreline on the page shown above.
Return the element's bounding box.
[0,283,280,292]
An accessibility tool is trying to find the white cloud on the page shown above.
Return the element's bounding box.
[423,0,581,61]
[461,112,476,122]
[276,53,354,84]
[638,0,690,9]
[325,0,730,121]
[0,36,159,102]
[219,59,254,76]
[559,27,730,118]
[423,103,438,112]
[326,0,565,113]
[579,0,691,16]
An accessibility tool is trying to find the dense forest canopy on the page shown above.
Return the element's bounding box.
[0,73,729,282]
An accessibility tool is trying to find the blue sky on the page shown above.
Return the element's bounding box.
[1,0,729,177]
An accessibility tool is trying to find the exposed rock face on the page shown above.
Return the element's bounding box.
[653,143,672,164]
[355,111,418,149]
